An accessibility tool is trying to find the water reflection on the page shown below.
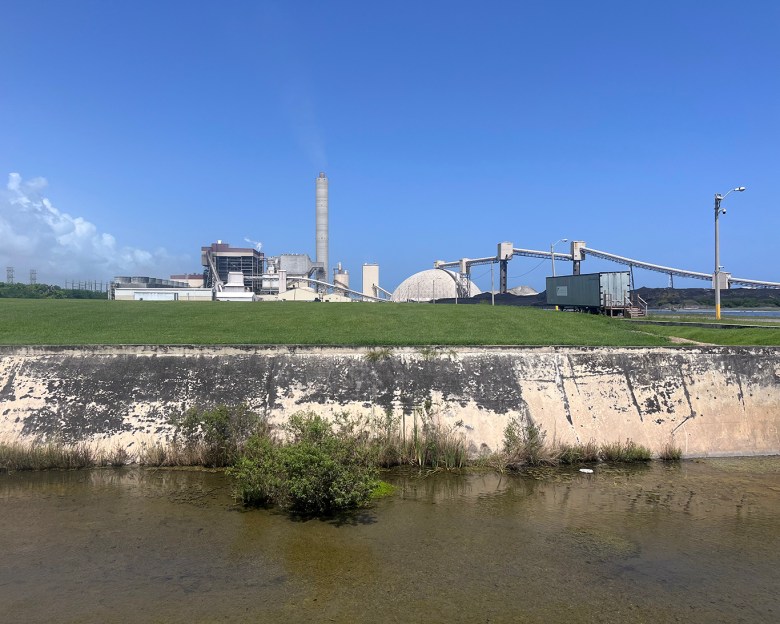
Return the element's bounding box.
[0,458,778,623]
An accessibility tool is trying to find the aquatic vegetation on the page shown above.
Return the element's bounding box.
[0,438,95,471]
[558,440,600,464]
[99,442,132,467]
[168,404,269,468]
[562,527,641,561]
[658,441,683,461]
[502,417,561,468]
[371,480,397,498]
[600,439,652,463]
[406,404,468,469]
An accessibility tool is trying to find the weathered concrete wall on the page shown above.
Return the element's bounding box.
[1,345,778,457]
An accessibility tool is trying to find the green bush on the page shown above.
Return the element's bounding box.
[229,412,379,514]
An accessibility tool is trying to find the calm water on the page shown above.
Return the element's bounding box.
[1,459,779,623]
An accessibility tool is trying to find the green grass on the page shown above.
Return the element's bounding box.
[0,299,670,346]
[0,299,777,346]
[632,323,780,346]
[644,314,780,326]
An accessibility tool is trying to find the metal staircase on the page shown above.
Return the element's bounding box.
[626,294,648,318]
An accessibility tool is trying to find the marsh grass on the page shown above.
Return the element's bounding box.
[331,404,468,470]
[501,418,561,469]
[98,442,132,467]
[137,440,193,466]
[558,440,600,464]
[406,411,467,469]
[0,438,96,471]
[599,439,652,462]
[658,441,683,461]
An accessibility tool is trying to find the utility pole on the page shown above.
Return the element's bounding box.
[714,187,745,320]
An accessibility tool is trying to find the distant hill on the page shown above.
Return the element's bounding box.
[633,287,780,309]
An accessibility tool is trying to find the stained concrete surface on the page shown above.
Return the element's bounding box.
[1,345,778,457]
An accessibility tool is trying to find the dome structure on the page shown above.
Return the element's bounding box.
[391,269,482,302]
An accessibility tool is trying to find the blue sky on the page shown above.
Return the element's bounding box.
[1,0,778,292]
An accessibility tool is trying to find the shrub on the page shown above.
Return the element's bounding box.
[229,412,378,514]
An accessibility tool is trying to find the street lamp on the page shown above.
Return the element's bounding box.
[550,238,568,277]
[714,187,746,320]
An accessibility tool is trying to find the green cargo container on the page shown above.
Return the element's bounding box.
[545,272,630,311]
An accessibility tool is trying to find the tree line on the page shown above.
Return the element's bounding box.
[0,282,107,299]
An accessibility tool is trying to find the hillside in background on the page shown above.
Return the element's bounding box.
[633,287,780,309]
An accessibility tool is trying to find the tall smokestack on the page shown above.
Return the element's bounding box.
[315,172,328,281]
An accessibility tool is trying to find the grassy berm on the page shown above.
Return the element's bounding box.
[0,299,778,346]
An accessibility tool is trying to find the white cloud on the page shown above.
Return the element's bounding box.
[1,173,189,284]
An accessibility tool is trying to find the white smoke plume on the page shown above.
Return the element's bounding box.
[1,173,187,285]
[243,237,263,252]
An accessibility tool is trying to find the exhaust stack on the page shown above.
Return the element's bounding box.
[315,172,328,281]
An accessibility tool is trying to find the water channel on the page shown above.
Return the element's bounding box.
[1,458,778,623]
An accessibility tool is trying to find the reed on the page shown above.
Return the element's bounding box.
[600,439,652,462]
[658,441,683,461]
[97,442,133,467]
[0,439,96,471]
[558,440,600,464]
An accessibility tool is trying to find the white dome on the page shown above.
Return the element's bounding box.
[391,269,482,302]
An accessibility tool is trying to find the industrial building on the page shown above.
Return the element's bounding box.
[111,171,387,303]
[391,269,481,302]
[112,276,212,301]
[201,241,264,293]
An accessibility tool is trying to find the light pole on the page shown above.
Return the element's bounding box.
[714,187,745,320]
[550,238,568,277]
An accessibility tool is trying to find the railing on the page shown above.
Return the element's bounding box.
[635,294,648,316]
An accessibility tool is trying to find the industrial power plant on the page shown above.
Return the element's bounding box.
[110,172,780,309]
[111,172,384,303]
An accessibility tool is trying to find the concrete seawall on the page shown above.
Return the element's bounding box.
[1,345,779,457]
